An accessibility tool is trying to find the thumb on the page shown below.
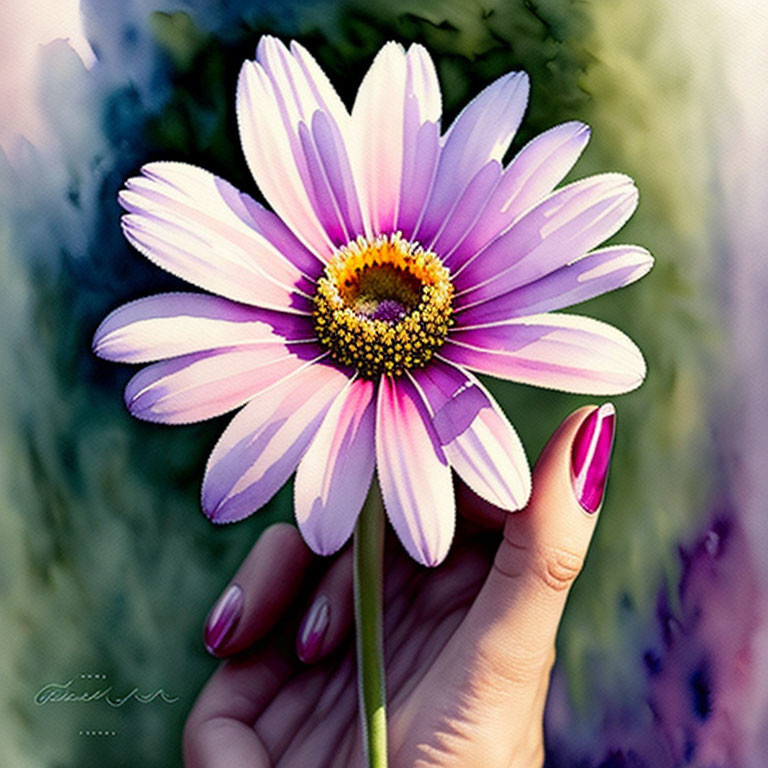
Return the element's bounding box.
[462,403,616,681]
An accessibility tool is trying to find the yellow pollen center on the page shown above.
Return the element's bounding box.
[313,233,454,378]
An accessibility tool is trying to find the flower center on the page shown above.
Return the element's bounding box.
[313,233,454,378]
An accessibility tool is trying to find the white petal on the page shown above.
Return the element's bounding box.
[395,44,442,238]
[121,210,313,314]
[237,38,363,258]
[376,375,455,566]
[125,343,325,424]
[119,162,320,314]
[445,313,647,395]
[352,42,408,236]
[93,292,314,363]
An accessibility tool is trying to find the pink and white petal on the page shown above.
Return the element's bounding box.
[456,245,654,326]
[121,162,321,288]
[125,343,326,424]
[294,378,376,555]
[290,42,365,241]
[376,375,455,567]
[93,293,316,363]
[252,37,351,245]
[203,361,350,524]
[414,71,529,245]
[444,313,646,395]
[289,40,352,122]
[352,42,408,236]
[237,38,363,255]
[394,44,442,239]
[404,43,441,123]
[121,212,314,315]
[445,121,591,267]
[411,362,531,511]
[237,59,334,259]
[455,174,639,305]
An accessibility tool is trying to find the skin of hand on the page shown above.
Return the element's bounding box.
[183,405,609,768]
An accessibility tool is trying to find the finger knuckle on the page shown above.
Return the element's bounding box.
[473,637,554,690]
[534,544,585,593]
[497,537,585,594]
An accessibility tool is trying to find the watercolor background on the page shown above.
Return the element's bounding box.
[1,1,766,766]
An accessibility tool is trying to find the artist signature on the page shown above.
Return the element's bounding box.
[34,676,179,707]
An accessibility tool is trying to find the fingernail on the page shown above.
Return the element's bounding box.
[204,584,243,655]
[296,595,330,663]
[571,403,616,513]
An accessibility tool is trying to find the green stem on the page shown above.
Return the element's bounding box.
[354,480,388,768]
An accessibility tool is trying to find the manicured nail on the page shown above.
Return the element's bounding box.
[296,595,330,663]
[571,403,616,513]
[204,584,243,655]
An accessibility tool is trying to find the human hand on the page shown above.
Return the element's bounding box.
[183,404,616,768]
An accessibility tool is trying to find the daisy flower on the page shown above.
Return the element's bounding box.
[93,37,651,567]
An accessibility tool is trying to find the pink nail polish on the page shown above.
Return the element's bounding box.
[296,595,330,663]
[571,403,616,513]
[204,584,243,655]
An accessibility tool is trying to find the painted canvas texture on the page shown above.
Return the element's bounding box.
[1,1,765,766]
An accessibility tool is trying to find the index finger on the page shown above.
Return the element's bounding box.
[204,522,315,657]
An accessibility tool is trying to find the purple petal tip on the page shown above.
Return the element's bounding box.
[204,499,230,524]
